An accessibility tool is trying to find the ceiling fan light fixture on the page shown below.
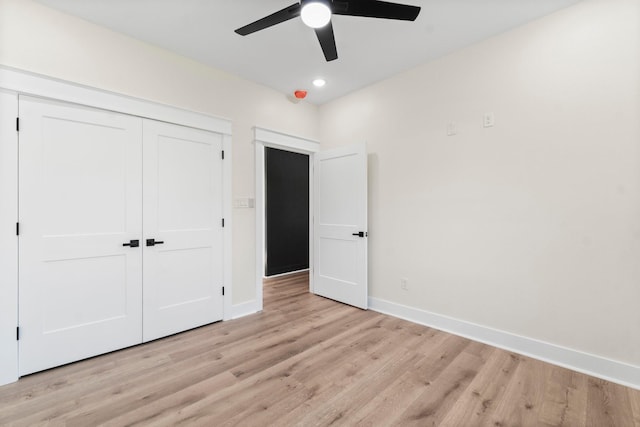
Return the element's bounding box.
[235,0,421,62]
[300,1,332,29]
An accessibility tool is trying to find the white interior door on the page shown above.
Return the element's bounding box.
[142,120,224,342]
[313,143,368,309]
[18,96,143,375]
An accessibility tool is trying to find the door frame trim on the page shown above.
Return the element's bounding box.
[0,66,231,134]
[254,127,319,313]
[0,90,18,386]
[0,67,233,385]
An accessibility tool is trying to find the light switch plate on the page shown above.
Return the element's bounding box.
[234,197,255,208]
[446,122,457,136]
[483,112,495,128]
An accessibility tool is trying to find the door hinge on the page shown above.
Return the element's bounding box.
[16,117,19,132]
[16,222,19,236]
[222,286,225,296]
[16,327,20,341]
[221,150,225,160]
[222,218,225,228]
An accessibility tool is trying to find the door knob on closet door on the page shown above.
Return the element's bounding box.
[122,239,140,247]
[146,238,165,247]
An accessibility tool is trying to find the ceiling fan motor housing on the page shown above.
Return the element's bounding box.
[300,0,332,6]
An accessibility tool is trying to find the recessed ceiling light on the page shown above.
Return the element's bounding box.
[313,78,326,87]
[300,1,332,29]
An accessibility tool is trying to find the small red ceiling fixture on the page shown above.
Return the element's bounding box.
[294,90,307,99]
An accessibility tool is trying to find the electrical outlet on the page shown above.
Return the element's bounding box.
[400,278,408,291]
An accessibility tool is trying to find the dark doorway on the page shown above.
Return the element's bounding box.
[265,147,309,277]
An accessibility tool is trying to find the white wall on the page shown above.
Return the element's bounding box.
[0,0,319,306]
[320,0,640,368]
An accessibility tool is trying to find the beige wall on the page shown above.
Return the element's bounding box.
[2,0,639,371]
[320,0,640,366]
[0,0,319,304]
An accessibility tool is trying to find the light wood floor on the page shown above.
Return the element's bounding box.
[1,272,639,426]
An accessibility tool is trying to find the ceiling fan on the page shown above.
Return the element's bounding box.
[234,0,421,62]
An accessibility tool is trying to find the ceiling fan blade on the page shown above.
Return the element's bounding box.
[315,21,338,62]
[332,0,420,21]
[235,3,301,36]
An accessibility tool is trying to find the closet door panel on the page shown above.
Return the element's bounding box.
[142,120,223,342]
[18,96,143,375]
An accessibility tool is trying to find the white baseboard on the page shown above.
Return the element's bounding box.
[264,268,310,279]
[369,297,640,390]
[232,300,260,320]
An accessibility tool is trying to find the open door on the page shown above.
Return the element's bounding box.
[313,143,367,309]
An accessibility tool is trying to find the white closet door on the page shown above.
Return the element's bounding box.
[142,120,224,342]
[18,96,143,376]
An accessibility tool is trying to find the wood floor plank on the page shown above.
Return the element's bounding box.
[539,366,588,426]
[487,356,548,426]
[15,350,231,426]
[586,378,636,426]
[436,349,523,425]
[1,271,640,426]
[100,371,239,427]
[348,335,479,426]
[162,316,405,426]
[288,327,428,425]
[630,386,640,425]
[384,347,487,426]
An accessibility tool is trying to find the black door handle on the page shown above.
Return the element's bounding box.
[122,239,139,247]
[352,232,367,237]
[146,238,165,247]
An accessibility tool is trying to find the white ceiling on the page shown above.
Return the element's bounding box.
[35,0,582,105]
